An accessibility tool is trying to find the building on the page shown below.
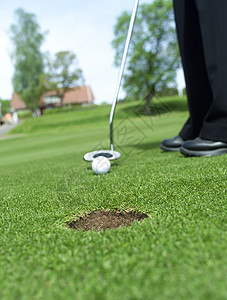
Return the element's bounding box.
[11,85,95,111]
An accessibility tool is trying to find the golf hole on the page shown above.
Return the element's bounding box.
[67,209,149,232]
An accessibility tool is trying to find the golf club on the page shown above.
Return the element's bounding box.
[84,0,140,162]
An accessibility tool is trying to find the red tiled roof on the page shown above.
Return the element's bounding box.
[64,86,95,104]
[11,92,27,110]
[11,85,95,110]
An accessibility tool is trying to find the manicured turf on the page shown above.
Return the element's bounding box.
[0,97,226,300]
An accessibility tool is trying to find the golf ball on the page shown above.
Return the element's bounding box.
[92,156,111,175]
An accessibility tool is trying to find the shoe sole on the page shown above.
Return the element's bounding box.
[160,144,181,152]
[180,147,227,157]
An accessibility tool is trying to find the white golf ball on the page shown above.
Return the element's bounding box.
[92,156,111,175]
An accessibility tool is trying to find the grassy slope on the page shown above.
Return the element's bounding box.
[0,97,226,300]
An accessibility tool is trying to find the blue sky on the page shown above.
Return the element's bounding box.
[0,0,185,104]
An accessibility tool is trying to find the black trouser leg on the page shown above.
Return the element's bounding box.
[174,0,227,142]
[174,0,213,140]
[194,0,227,142]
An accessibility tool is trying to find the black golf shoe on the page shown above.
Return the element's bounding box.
[160,136,184,152]
[180,137,227,157]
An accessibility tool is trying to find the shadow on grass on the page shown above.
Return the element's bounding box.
[165,99,188,112]
[133,141,161,150]
[122,141,161,152]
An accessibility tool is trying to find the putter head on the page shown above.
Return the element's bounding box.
[83,150,121,161]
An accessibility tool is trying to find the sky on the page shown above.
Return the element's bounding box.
[0,0,185,104]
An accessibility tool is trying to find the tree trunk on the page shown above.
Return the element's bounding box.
[145,87,155,115]
[145,96,151,115]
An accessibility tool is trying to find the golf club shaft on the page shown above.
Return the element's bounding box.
[109,0,140,151]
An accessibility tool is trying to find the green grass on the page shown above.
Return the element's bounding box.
[0,96,226,300]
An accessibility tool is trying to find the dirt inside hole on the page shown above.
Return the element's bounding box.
[67,209,149,232]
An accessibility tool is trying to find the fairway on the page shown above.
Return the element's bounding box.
[0,97,226,300]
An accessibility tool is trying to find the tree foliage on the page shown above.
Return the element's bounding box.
[47,51,84,102]
[0,99,10,115]
[112,0,180,114]
[10,8,46,111]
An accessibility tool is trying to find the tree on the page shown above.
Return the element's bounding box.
[9,8,46,111]
[112,0,180,114]
[48,51,84,103]
[0,99,10,115]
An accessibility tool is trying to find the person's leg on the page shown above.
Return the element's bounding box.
[174,0,213,140]
[160,0,213,152]
[193,0,227,142]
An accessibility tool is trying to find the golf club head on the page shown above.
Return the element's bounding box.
[83,150,121,161]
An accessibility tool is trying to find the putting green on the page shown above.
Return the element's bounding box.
[0,97,226,300]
